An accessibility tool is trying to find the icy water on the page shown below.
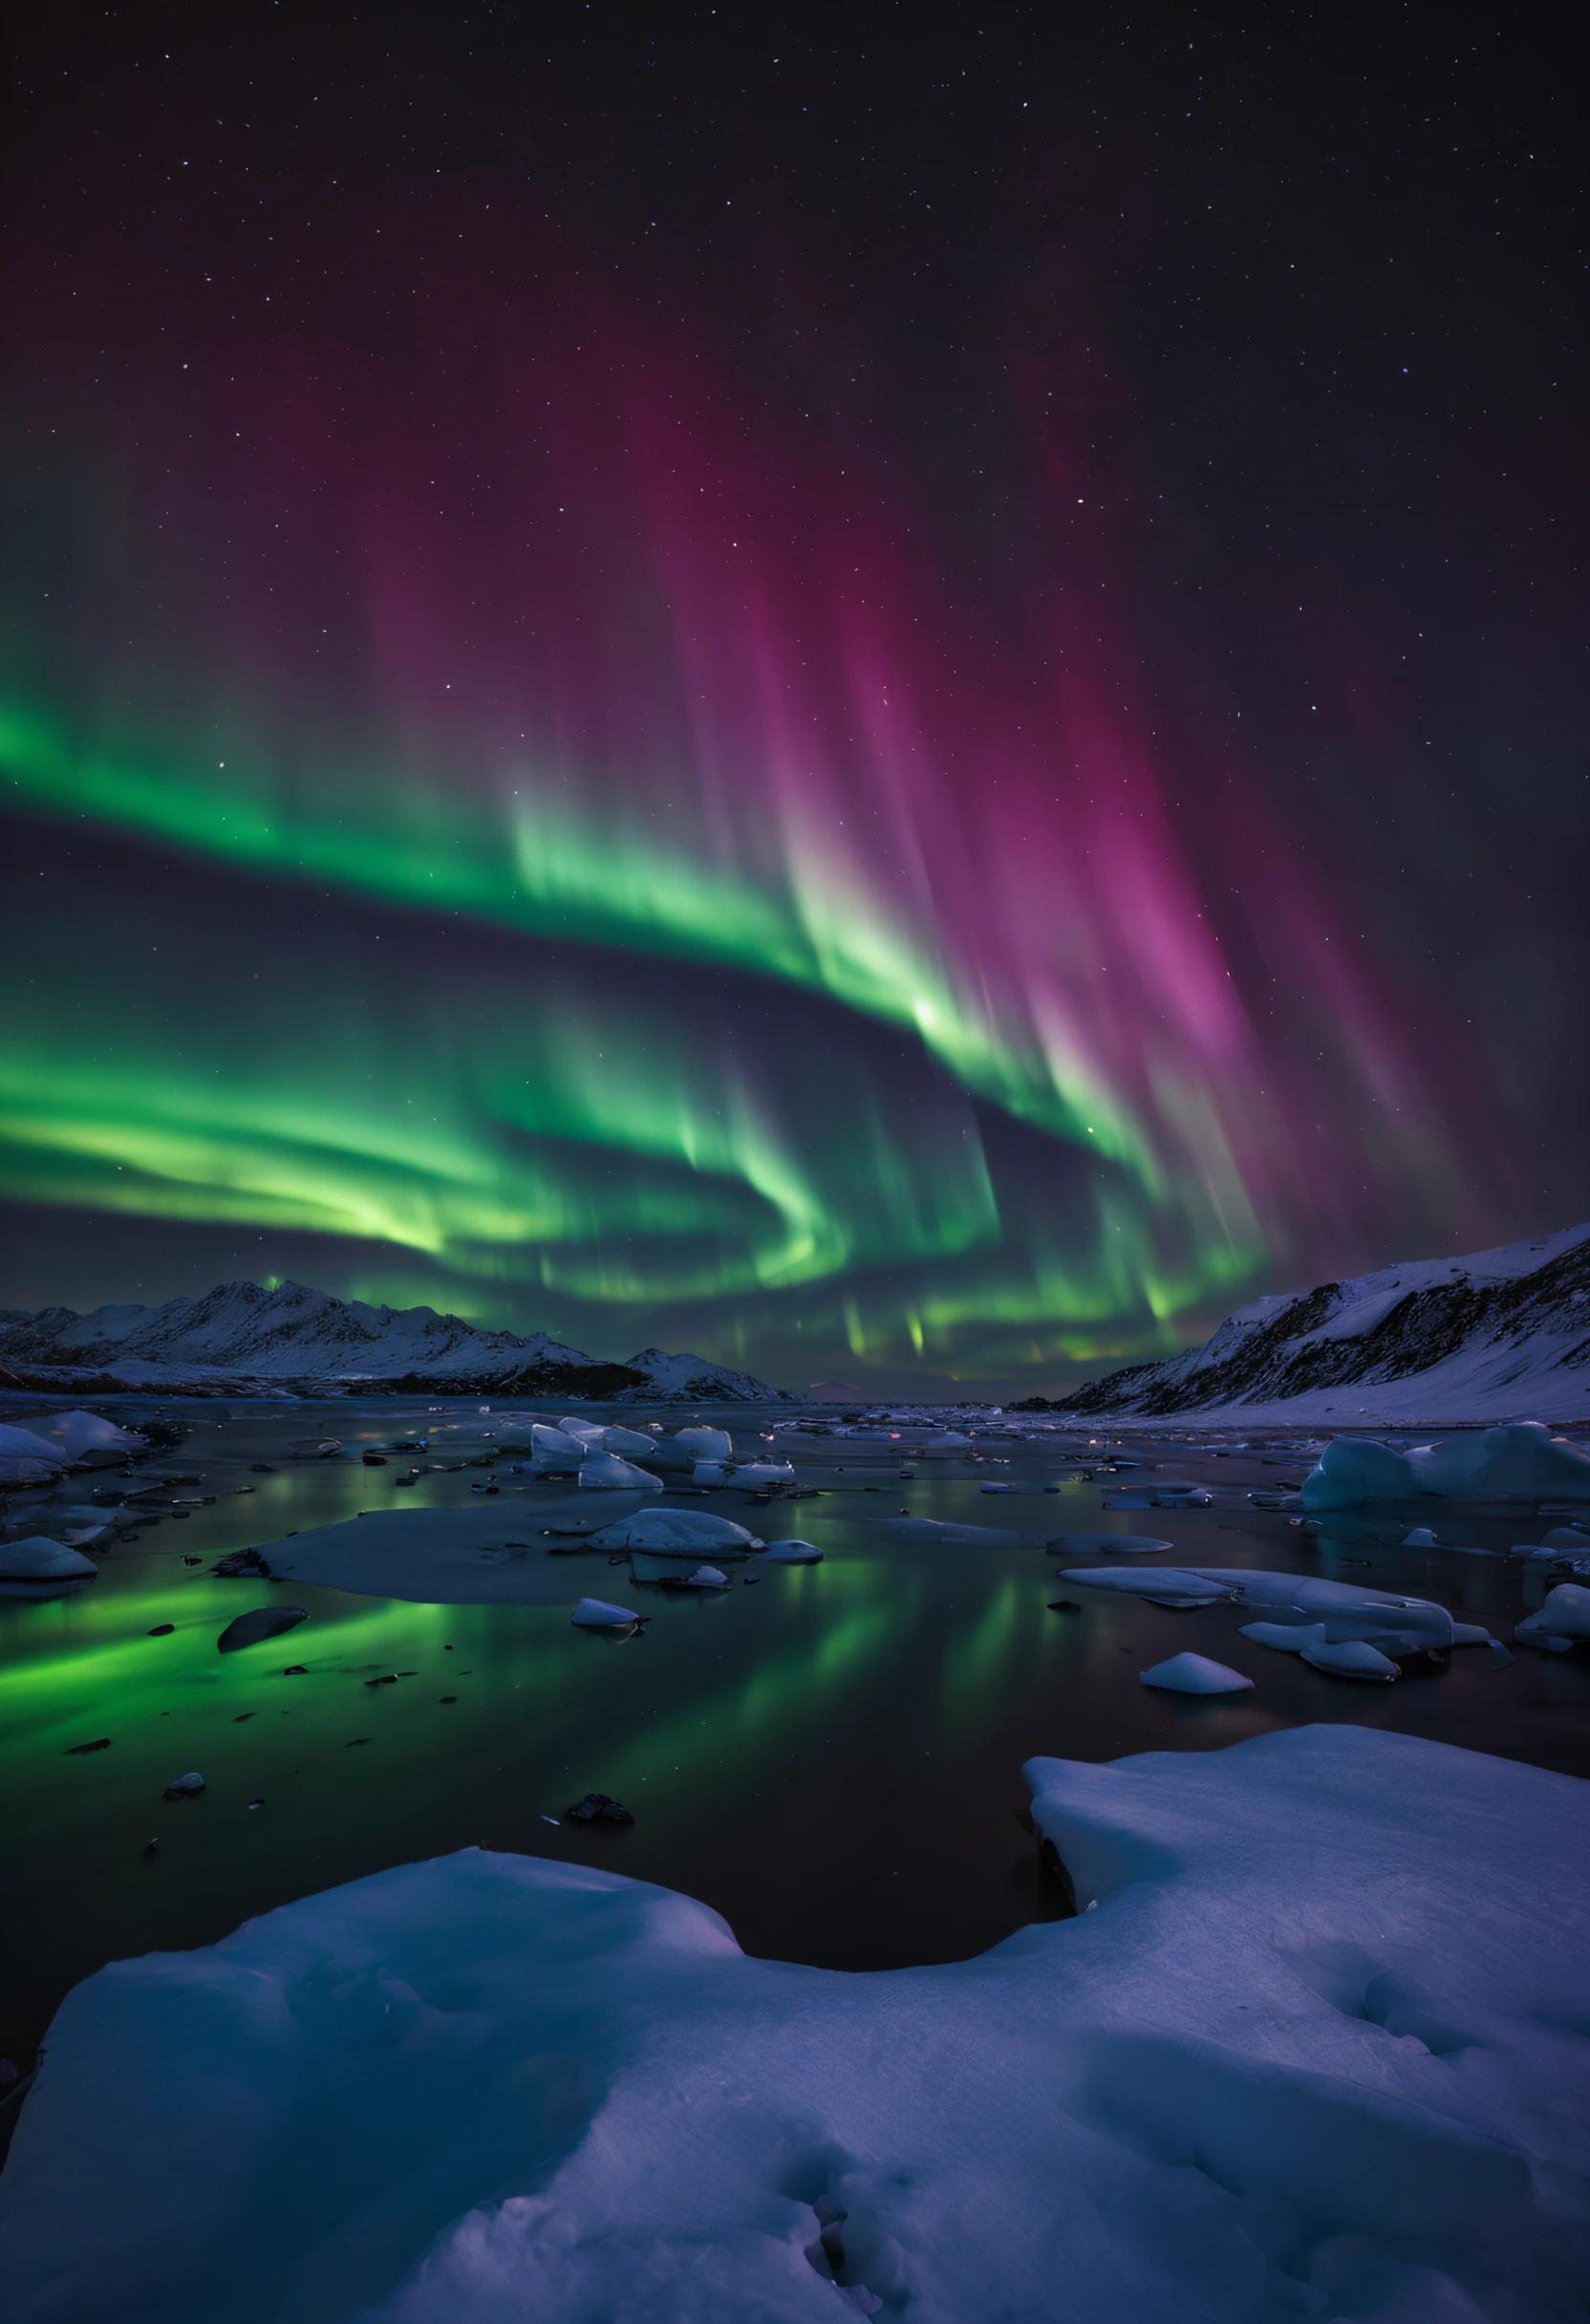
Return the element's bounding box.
[2,1402,1586,2077]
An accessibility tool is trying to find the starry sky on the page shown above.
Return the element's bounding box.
[0,2,1583,1394]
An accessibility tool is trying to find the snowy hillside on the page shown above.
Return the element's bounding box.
[1061,1222,1590,1423]
[0,1280,791,1402]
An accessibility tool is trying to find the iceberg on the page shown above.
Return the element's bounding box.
[5,1728,1588,2322]
[1140,1652,1253,1695]
[1301,1422,1590,1510]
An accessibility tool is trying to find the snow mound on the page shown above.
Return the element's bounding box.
[1302,1423,1590,1509]
[6,1729,1589,2322]
[1140,1652,1253,1695]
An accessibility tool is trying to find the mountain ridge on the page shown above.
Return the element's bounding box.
[0,1280,798,1403]
[1055,1223,1590,1422]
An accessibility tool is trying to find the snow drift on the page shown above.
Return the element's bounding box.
[3,1728,1587,2322]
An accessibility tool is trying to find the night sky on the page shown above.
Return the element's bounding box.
[1,3,1582,1393]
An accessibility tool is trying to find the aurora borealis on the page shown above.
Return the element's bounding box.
[1,6,1582,1388]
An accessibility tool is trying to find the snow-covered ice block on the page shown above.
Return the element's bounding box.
[42,1409,146,1459]
[1140,1652,1254,1695]
[569,1597,638,1627]
[1302,1422,1590,1510]
[588,1509,762,1554]
[576,1454,665,1492]
[730,1461,796,1487]
[1515,1582,1590,1648]
[9,1728,1590,2323]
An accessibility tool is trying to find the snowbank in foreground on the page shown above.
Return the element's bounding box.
[4,1727,1587,2323]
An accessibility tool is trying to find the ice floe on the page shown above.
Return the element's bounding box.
[253,1508,625,1606]
[6,1728,1588,2321]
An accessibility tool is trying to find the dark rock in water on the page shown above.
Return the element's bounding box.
[66,1737,112,1754]
[563,1791,634,1825]
[249,1464,277,1474]
[147,1624,175,1637]
[364,1672,398,1687]
[212,1547,271,1579]
[439,1694,458,1703]
[217,1605,309,1653]
[1047,1600,1083,1614]
[283,1664,308,1675]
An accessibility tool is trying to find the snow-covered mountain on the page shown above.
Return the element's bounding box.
[1059,1223,1590,1424]
[623,1346,799,1403]
[0,1280,795,1402]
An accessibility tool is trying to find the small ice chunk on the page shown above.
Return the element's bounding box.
[1402,1528,1439,1547]
[1140,1653,1254,1695]
[570,1598,639,1627]
[758,1539,823,1563]
[163,1772,205,1797]
[730,1461,795,1487]
[682,1565,728,1588]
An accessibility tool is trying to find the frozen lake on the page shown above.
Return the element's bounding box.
[2,1401,1585,2076]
